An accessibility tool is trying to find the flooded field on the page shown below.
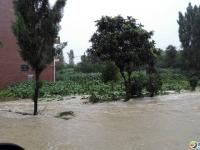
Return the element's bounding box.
[0,93,200,150]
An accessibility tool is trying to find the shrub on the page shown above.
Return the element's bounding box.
[146,73,162,97]
[129,71,148,97]
[159,69,190,92]
[189,76,198,91]
[8,81,34,98]
[89,93,101,103]
[101,62,120,83]
[0,90,16,100]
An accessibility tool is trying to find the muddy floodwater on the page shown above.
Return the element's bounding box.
[0,93,200,150]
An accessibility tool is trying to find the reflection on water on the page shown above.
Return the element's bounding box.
[0,93,200,150]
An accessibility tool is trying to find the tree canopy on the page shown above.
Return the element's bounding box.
[165,45,177,68]
[89,16,155,72]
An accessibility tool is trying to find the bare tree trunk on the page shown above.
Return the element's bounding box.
[33,70,40,115]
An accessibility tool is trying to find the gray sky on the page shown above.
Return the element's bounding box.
[50,0,200,63]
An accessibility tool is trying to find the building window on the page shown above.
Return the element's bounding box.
[21,64,29,71]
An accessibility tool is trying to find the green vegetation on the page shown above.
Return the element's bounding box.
[13,0,66,115]
[1,3,200,105]
[165,45,178,68]
[189,76,199,91]
[101,61,120,92]
[1,68,124,103]
[88,15,158,100]
[159,69,190,92]
[67,49,75,65]
[146,73,162,97]
[0,67,191,103]
[0,90,16,101]
[176,3,200,89]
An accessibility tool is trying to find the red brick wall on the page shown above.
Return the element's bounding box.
[0,0,54,89]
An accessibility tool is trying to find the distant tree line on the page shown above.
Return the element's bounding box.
[156,45,182,69]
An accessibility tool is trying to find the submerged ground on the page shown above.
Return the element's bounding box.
[0,93,200,150]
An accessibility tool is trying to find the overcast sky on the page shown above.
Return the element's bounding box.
[50,0,200,63]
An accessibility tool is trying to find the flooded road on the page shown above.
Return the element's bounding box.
[0,93,200,150]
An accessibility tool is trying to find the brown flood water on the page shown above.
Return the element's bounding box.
[0,93,200,150]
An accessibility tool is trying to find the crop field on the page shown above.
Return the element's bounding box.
[0,68,191,103]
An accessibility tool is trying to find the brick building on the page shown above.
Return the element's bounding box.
[0,0,54,89]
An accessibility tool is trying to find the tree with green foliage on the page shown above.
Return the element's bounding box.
[76,53,105,73]
[55,42,67,64]
[102,61,119,83]
[67,49,74,65]
[88,16,157,100]
[58,50,65,63]
[156,48,165,68]
[145,45,162,97]
[102,61,120,91]
[12,0,66,115]
[165,45,177,68]
[178,3,200,90]
[189,75,198,91]
[178,3,200,72]
[146,73,162,97]
[156,47,183,69]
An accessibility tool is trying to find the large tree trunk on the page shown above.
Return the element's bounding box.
[33,70,40,115]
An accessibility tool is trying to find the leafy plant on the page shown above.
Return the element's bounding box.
[146,73,162,97]
[0,69,192,103]
[189,76,198,91]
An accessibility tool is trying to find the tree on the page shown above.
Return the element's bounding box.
[55,42,67,64]
[189,75,198,91]
[146,73,162,97]
[156,48,165,68]
[88,16,157,100]
[102,61,120,91]
[76,53,105,73]
[178,3,200,72]
[67,49,74,65]
[178,3,200,90]
[145,46,162,97]
[13,0,66,115]
[165,45,177,68]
